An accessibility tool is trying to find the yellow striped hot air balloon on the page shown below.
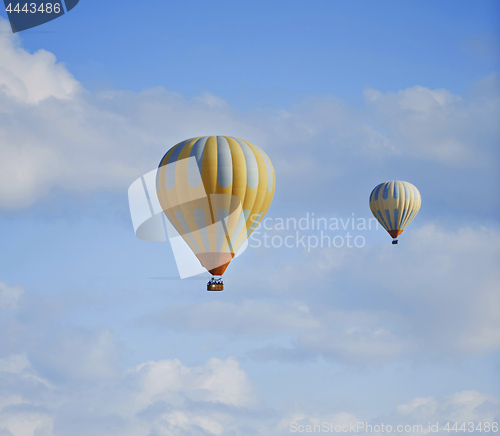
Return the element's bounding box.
[156,136,275,290]
[369,181,421,244]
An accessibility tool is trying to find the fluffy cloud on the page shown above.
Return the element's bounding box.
[0,350,256,436]
[0,354,30,374]
[0,21,79,104]
[378,391,500,435]
[0,352,54,436]
[365,76,500,164]
[0,281,24,310]
[133,357,254,409]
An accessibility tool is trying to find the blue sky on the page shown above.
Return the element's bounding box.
[6,0,500,105]
[0,1,499,434]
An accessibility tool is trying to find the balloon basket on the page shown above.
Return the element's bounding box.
[392,239,399,245]
[207,277,223,291]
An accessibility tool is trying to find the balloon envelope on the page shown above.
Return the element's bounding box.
[369,181,421,240]
[156,136,275,275]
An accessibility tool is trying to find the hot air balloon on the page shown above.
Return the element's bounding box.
[156,136,275,290]
[369,181,421,244]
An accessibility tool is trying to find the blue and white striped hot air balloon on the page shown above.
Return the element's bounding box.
[369,181,421,244]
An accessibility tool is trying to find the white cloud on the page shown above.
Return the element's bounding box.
[364,78,500,163]
[0,352,54,436]
[0,351,256,436]
[0,411,53,436]
[0,281,24,310]
[379,391,500,436]
[133,356,255,409]
[0,354,29,374]
[0,19,79,104]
